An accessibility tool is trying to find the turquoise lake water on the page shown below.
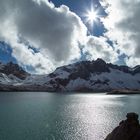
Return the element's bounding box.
[0,92,140,140]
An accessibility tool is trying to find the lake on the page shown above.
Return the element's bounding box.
[0,92,140,140]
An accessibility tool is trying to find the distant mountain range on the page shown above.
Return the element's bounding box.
[0,58,140,92]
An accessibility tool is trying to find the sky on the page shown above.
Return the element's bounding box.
[0,0,140,74]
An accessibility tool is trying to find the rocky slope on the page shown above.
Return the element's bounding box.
[105,112,140,140]
[0,62,29,79]
[0,59,140,92]
[0,61,29,87]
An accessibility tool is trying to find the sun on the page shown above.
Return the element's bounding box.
[83,6,99,29]
[87,10,98,24]
[83,5,101,34]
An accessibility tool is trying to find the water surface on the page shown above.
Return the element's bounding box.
[0,92,140,140]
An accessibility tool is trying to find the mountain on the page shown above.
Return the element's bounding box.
[0,61,29,88]
[0,61,29,79]
[0,58,140,92]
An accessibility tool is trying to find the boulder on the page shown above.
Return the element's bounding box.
[105,112,140,140]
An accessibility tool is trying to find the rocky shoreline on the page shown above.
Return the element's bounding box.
[107,90,140,95]
[105,112,140,140]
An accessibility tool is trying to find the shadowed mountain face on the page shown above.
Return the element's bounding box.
[0,61,29,80]
[0,58,140,92]
[105,113,140,140]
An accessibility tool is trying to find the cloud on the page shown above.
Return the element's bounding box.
[0,0,87,73]
[100,0,140,67]
[83,36,118,63]
[0,0,119,74]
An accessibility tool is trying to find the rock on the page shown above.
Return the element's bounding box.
[105,112,140,140]
[107,90,140,95]
[0,61,29,79]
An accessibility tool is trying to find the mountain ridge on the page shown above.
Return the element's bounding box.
[0,58,140,92]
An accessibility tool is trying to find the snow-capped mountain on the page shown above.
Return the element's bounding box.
[0,59,140,92]
[0,61,29,79]
[0,61,29,85]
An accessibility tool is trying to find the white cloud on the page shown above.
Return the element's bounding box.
[0,0,120,74]
[100,0,140,67]
[0,0,87,73]
[83,36,118,63]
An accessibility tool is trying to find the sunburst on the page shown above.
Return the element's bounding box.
[86,9,98,25]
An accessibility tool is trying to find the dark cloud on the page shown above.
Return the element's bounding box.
[0,0,119,73]
[0,0,87,73]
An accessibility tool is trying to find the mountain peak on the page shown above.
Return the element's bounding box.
[95,58,106,64]
[0,61,29,80]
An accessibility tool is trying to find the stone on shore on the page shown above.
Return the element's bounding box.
[105,112,140,140]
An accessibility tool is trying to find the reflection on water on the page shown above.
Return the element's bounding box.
[0,92,140,140]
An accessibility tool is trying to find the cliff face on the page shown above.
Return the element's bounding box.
[0,61,29,80]
[105,113,140,140]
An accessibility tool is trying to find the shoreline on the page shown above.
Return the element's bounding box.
[107,90,140,95]
[0,89,140,95]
